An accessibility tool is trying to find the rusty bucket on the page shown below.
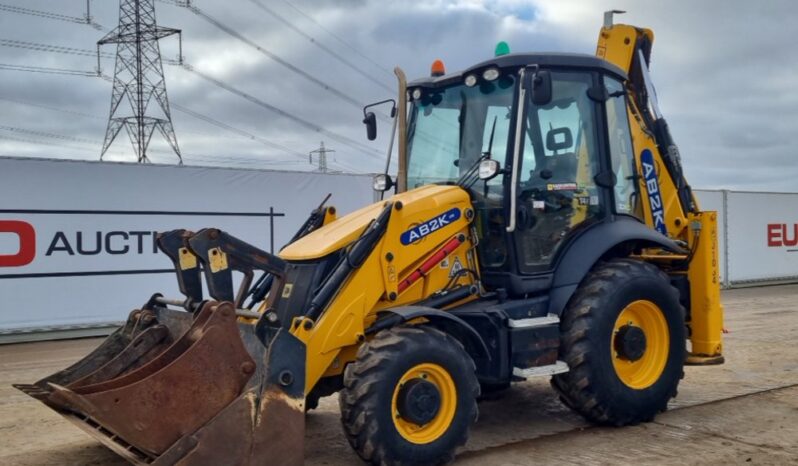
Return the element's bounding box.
[14,300,306,466]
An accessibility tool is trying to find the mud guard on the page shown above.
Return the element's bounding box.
[368,306,490,360]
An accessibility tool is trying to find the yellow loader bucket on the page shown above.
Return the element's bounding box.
[14,228,307,465]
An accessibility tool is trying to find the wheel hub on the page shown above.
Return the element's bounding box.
[614,324,647,361]
[396,378,441,425]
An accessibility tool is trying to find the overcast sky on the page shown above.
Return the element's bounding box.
[0,0,796,191]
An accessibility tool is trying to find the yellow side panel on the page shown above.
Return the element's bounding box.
[291,185,479,393]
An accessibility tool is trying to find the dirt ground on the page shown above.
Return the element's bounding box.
[1,284,796,465]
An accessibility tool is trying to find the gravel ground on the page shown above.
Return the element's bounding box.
[1,284,796,465]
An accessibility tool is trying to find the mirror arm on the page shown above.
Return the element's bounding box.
[362,98,397,119]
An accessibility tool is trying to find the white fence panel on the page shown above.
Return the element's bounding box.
[0,158,374,333]
[726,191,798,284]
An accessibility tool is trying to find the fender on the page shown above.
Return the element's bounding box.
[366,306,490,360]
[548,216,685,316]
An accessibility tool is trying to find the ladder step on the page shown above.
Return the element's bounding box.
[513,360,569,378]
[508,314,559,329]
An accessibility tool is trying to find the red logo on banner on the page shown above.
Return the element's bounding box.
[767,223,798,247]
[0,220,36,267]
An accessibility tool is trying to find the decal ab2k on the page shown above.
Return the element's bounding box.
[640,149,667,235]
[400,208,461,245]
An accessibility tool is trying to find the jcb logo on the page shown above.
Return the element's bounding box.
[0,220,36,267]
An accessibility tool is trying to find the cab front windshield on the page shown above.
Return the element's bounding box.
[406,74,516,189]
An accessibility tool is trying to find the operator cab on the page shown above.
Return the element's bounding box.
[402,50,643,296]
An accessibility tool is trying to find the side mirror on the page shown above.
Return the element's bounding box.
[478,159,501,181]
[372,173,394,192]
[363,112,377,141]
[528,70,552,105]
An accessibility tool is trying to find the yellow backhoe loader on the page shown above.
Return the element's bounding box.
[16,11,724,466]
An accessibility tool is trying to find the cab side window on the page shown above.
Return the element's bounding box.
[605,77,641,218]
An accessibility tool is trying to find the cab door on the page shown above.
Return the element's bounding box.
[512,71,606,273]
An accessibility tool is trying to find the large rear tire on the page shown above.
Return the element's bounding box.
[339,325,479,465]
[552,258,685,426]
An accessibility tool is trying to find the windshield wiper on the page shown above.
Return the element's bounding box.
[484,115,498,159]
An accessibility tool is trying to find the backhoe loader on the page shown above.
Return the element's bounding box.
[16,11,724,466]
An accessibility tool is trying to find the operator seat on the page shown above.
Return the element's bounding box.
[544,127,577,183]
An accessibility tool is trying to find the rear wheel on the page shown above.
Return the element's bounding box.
[339,325,479,465]
[552,258,685,426]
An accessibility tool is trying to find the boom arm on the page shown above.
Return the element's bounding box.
[597,12,724,363]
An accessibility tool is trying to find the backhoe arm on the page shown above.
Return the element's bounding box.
[597,12,724,363]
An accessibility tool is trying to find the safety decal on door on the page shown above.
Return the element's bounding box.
[640,149,668,235]
[400,208,461,245]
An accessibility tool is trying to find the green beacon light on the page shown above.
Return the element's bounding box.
[494,41,510,57]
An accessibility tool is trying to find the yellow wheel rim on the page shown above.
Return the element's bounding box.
[612,300,669,389]
[391,363,457,444]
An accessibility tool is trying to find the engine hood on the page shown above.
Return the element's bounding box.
[280,185,468,261]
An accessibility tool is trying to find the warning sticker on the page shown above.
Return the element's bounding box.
[547,182,578,191]
[449,256,464,278]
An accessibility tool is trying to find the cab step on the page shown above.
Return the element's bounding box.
[508,314,559,328]
[512,360,569,379]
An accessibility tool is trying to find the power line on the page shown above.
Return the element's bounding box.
[0,124,98,144]
[171,103,305,159]
[171,104,361,173]
[0,39,114,59]
[0,133,91,150]
[180,63,383,160]
[163,2,388,120]
[246,0,393,93]
[1,64,369,171]
[0,63,96,76]
[0,127,320,169]
[281,0,394,79]
[0,95,104,120]
[0,2,103,30]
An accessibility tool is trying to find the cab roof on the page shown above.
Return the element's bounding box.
[408,52,627,87]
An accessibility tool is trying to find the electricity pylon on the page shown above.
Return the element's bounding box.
[99,0,182,163]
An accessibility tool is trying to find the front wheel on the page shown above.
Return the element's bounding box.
[339,325,479,465]
[553,258,686,426]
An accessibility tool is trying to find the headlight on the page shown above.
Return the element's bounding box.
[482,68,499,81]
[464,74,477,87]
[372,174,394,192]
[478,159,501,180]
[411,88,422,100]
